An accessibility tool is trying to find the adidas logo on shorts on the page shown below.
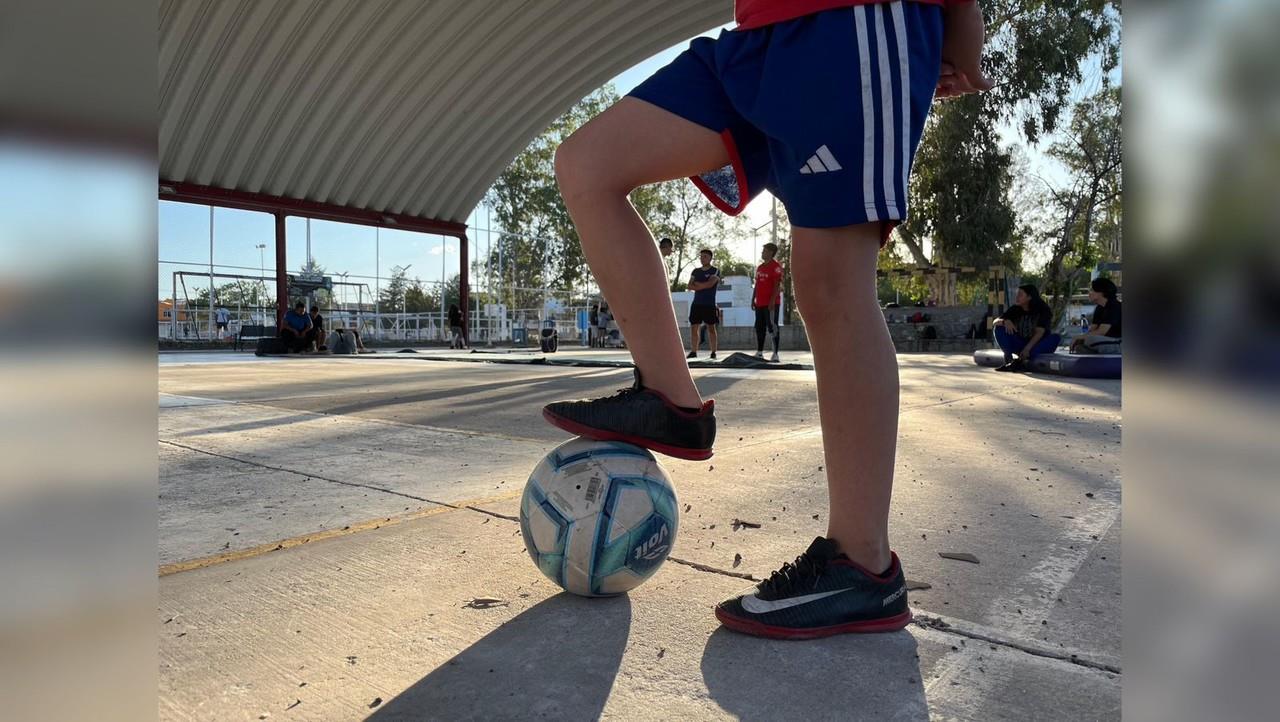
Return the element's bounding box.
[799,145,843,174]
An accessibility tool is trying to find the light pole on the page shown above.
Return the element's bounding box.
[255,243,267,323]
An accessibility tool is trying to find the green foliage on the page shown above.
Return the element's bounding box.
[486,86,621,309]
[709,245,755,279]
[898,0,1121,277]
[194,280,271,308]
[902,96,1019,270]
[1035,86,1122,321]
[982,0,1122,143]
[486,83,745,308]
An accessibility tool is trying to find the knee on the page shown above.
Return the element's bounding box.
[792,264,848,330]
[554,133,632,203]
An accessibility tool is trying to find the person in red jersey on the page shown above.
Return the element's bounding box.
[752,242,785,362]
[543,0,991,638]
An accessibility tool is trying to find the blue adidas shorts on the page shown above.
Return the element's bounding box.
[629,1,943,237]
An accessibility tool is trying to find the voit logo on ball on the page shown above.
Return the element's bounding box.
[633,524,670,561]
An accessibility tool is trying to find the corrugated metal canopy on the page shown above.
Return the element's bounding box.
[159,0,731,226]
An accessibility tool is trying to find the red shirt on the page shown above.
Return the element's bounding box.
[754,259,784,308]
[735,0,965,30]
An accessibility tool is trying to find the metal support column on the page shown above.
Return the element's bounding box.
[458,231,469,346]
[275,213,288,327]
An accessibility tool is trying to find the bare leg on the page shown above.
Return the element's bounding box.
[709,325,718,355]
[556,97,729,409]
[689,324,701,354]
[791,224,896,573]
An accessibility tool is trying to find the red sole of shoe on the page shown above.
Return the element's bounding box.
[713,608,913,640]
[541,409,713,461]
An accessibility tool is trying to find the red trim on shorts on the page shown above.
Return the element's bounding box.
[690,129,750,217]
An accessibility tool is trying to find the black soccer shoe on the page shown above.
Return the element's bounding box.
[996,359,1027,372]
[542,370,716,460]
[715,537,911,639]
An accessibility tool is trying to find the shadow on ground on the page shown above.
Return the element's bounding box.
[369,593,631,721]
[700,627,926,722]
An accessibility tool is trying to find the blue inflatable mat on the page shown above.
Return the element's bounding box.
[973,348,1121,379]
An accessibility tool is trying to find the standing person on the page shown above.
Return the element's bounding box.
[752,242,785,362]
[595,299,611,347]
[686,248,720,360]
[542,0,991,638]
[1070,277,1121,353]
[214,305,231,340]
[278,301,312,353]
[448,304,467,349]
[993,284,1060,371]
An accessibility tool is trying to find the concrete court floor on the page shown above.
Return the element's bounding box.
[158,349,1121,721]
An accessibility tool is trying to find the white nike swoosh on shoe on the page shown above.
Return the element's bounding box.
[740,588,853,614]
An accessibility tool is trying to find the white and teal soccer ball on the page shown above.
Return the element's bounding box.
[520,438,679,597]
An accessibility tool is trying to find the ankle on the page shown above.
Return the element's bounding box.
[827,535,892,574]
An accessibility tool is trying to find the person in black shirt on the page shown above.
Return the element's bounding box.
[686,249,720,359]
[308,305,325,351]
[448,304,467,349]
[1070,277,1121,353]
[993,284,1061,371]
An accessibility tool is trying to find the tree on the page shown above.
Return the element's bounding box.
[643,180,739,291]
[487,84,744,308]
[195,280,270,309]
[295,257,332,308]
[487,86,621,306]
[1034,86,1122,323]
[378,265,412,312]
[893,0,1121,301]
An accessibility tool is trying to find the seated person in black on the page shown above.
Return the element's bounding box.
[1070,277,1121,353]
[309,305,325,351]
[993,284,1061,371]
[279,301,313,352]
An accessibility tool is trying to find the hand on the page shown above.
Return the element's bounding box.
[937,2,993,99]
[1003,319,1016,333]
[750,301,756,311]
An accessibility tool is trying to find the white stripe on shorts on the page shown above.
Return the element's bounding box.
[891,1,911,216]
[874,4,898,216]
[854,5,878,222]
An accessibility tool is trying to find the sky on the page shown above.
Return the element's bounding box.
[159,21,1110,302]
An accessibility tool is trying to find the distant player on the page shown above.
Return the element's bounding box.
[686,249,720,360]
[752,242,784,362]
[214,305,231,339]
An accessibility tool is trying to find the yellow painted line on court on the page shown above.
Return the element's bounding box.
[159,490,523,577]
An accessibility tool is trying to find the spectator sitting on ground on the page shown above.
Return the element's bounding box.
[279,301,313,353]
[1070,277,1122,354]
[309,305,326,351]
[993,284,1060,372]
[326,323,375,354]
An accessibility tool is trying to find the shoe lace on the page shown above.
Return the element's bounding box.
[597,382,642,404]
[761,552,826,596]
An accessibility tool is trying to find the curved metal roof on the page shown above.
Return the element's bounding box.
[159,0,730,226]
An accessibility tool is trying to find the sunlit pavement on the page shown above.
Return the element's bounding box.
[159,351,1120,720]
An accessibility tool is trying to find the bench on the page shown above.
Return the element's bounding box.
[235,324,275,351]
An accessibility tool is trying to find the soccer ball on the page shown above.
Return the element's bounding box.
[520,438,679,597]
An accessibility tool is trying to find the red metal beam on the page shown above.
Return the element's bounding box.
[158,180,468,238]
[161,180,473,340]
[459,233,469,345]
[274,213,288,327]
